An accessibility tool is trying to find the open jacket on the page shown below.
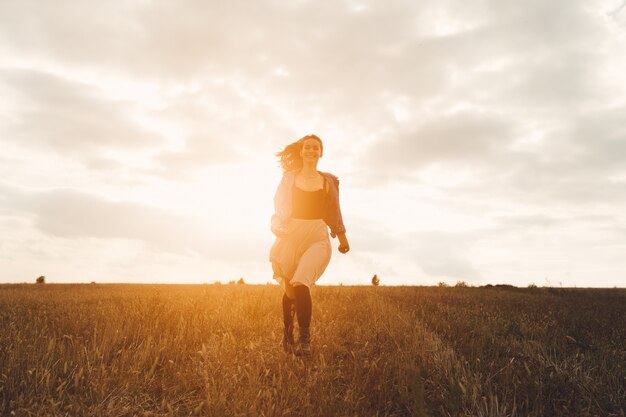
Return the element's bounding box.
[272,170,346,238]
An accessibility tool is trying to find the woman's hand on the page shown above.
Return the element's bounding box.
[272,226,288,238]
[337,233,350,254]
[271,215,289,238]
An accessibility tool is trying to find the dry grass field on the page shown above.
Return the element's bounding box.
[0,284,624,416]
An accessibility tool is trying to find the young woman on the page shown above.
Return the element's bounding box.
[270,134,350,355]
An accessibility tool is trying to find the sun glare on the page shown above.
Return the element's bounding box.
[193,163,277,232]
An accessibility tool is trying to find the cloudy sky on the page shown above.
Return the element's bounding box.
[1,0,626,287]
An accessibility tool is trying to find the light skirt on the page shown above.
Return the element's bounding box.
[270,219,332,295]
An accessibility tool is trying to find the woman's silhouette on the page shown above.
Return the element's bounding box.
[270,135,350,355]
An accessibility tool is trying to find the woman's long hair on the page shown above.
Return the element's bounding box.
[276,135,323,172]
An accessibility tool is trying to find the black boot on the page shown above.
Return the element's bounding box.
[297,326,311,356]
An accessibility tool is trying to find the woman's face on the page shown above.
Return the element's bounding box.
[300,138,323,162]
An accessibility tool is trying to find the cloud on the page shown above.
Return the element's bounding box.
[439,104,626,206]
[361,112,514,177]
[153,134,242,178]
[0,1,214,80]
[567,106,626,170]
[0,69,163,163]
[0,182,265,263]
[144,82,285,177]
[347,0,625,182]
[406,230,482,281]
[346,215,402,253]
[343,209,483,282]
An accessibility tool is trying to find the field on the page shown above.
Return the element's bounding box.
[1,284,624,417]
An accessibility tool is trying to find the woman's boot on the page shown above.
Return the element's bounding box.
[297,326,311,356]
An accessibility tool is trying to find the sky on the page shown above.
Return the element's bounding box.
[1,0,626,287]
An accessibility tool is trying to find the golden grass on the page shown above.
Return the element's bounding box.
[0,284,624,416]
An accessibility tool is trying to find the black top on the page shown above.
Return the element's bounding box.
[292,182,326,219]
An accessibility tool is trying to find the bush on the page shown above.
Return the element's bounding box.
[371,274,380,286]
[35,276,45,284]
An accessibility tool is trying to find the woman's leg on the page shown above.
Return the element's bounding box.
[274,261,296,352]
[282,291,295,352]
[290,239,330,356]
[292,283,312,355]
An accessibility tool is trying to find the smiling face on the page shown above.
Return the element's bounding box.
[300,137,323,163]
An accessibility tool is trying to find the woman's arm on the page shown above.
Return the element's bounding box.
[271,173,292,237]
[337,232,350,254]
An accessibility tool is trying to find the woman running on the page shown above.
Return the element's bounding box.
[270,134,350,355]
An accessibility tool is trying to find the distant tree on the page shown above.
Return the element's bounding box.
[437,281,449,287]
[371,274,380,286]
[455,281,469,288]
[237,277,245,285]
[495,284,516,289]
[36,276,45,284]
